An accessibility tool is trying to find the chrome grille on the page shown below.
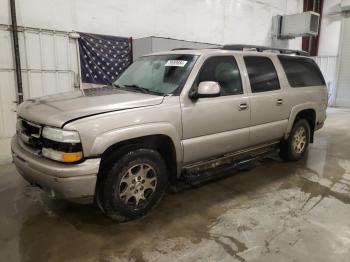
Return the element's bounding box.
[17,119,43,149]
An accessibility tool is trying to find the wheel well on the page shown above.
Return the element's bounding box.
[295,109,316,143]
[99,135,178,184]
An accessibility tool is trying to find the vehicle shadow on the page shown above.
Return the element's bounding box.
[17,153,311,262]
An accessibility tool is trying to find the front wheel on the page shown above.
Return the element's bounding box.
[280,119,310,161]
[97,148,168,222]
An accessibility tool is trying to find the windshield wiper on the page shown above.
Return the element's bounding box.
[112,83,123,89]
[123,84,149,94]
[112,83,165,96]
[122,84,165,96]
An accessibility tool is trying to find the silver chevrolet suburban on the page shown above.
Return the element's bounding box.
[12,45,328,221]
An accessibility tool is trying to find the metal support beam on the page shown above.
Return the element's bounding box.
[9,0,23,103]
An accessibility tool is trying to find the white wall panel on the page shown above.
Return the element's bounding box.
[0,71,16,164]
[0,30,13,68]
[58,72,74,93]
[56,35,70,70]
[28,72,43,98]
[15,0,77,31]
[69,39,79,80]
[42,72,57,95]
[336,13,350,107]
[228,1,255,44]
[25,32,42,69]
[266,0,286,10]
[318,0,342,56]
[41,33,56,69]
[0,0,10,24]
[252,1,272,44]
[1,0,303,47]
[314,56,338,106]
[0,72,16,137]
[17,32,27,69]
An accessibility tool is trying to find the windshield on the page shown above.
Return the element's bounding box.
[113,54,198,95]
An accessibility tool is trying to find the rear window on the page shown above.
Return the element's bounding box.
[278,56,325,87]
[244,56,280,93]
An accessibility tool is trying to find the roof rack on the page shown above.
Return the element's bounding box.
[171,47,197,51]
[221,44,309,56]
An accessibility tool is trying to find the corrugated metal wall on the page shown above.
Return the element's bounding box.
[336,13,350,107]
[0,25,79,164]
[314,56,338,106]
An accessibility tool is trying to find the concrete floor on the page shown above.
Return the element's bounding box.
[1,108,350,262]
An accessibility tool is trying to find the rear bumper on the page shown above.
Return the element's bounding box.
[315,110,327,131]
[11,135,100,203]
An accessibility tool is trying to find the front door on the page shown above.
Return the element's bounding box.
[181,55,251,164]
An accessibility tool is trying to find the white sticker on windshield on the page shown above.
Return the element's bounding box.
[165,60,188,67]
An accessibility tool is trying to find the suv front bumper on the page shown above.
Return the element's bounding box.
[11,135,100,203]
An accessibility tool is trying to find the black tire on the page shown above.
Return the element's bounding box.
[97,148,168,222]
[280,119,310,161]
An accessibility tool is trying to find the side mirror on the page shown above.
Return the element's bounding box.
[191,81,221,99]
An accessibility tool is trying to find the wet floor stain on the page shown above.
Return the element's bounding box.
[1,108,350,262]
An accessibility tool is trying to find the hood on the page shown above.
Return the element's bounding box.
[18,87,164,127]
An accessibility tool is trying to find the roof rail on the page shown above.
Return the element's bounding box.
[221,44,309,56]
[171,47,197,51]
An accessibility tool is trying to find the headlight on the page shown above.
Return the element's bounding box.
[41,127,83,163]
[42,127,80,143]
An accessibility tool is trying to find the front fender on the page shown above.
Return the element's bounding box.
[90,122,183,166]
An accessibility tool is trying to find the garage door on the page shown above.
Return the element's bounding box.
[336,12,350,107]
[0,26,79,163]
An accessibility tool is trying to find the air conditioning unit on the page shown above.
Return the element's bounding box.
[279,11,320,39]
[341,0,350,12]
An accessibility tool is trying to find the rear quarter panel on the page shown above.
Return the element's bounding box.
[285,85,327,136]
[273,56,328,137]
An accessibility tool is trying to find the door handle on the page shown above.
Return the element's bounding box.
[276,98,284,105]
[239,102,248,111]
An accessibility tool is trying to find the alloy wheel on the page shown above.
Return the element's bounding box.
[118,163,157,208]
[292,126,307,154]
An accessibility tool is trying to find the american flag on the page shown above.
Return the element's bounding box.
[78,32,132,85]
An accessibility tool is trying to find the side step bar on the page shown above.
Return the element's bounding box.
[181,142,279,186]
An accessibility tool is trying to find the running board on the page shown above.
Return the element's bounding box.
[182,142,279,185]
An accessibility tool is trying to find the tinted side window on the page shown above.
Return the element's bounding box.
[198,56,243,96]
[244,56,280,93]
[278,56,325,87]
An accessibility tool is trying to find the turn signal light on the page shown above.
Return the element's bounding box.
[62,152,83,162]
[42,148,83,163]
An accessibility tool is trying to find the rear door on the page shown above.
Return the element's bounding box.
[242,55,290,146]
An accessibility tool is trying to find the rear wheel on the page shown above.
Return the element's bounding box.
[97,148,167,222]
[280,119,310,161]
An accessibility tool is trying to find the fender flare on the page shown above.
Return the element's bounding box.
[90,122,183,175]
[285,103,317,139]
